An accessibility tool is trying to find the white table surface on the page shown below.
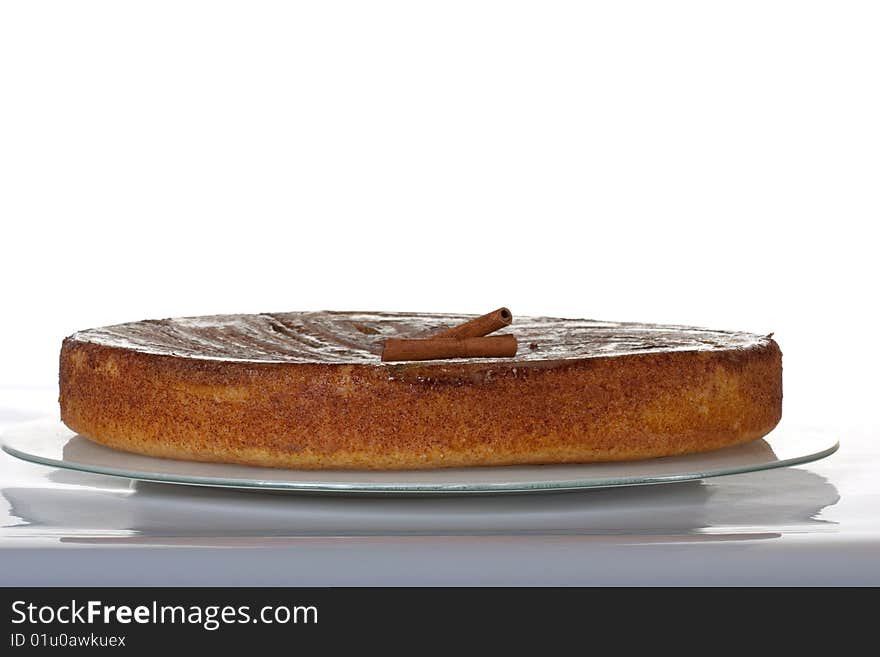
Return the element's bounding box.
[2,387,878,586]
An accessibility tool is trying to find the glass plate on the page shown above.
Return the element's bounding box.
[1,420,838,496]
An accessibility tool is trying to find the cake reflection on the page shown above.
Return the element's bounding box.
[2,466,839,544]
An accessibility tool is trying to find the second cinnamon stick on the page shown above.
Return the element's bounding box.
[382,335,518,362]
[433,307,513,339]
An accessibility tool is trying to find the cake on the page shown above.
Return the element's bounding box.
[58,311,782,470]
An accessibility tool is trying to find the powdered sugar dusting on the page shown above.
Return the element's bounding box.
[69,311,770,365]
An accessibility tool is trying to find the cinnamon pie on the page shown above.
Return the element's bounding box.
[59,312,782,470]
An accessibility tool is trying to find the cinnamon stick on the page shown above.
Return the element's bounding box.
[382,335,518,362]
[432,307,512,339]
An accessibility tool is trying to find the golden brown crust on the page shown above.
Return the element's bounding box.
[59,314,783,469]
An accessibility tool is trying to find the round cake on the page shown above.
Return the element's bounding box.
[59,311,782,470]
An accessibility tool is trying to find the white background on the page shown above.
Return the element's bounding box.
[1,2,877,432]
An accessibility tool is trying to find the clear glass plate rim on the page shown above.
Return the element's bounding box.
[0,420,839,495]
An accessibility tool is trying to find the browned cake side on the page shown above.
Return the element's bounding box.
[59,312,782,470]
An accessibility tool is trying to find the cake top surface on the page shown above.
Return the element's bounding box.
[67,311,772,365]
